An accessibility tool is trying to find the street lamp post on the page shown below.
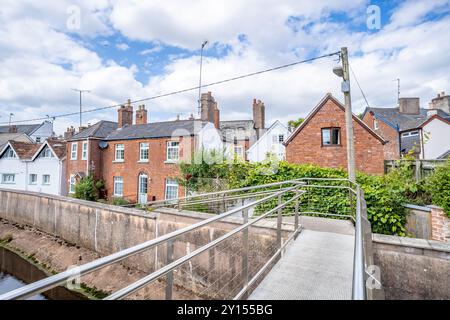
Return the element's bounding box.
[333,47,356,182]
[198,40,208,117]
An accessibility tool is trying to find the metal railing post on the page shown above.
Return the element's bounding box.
[294,197,299,239]
[241,208,249,299]
[277,194,282,248]
[352,186,366,300]
[165,240,174,300]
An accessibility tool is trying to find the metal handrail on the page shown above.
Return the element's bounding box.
[0,181,303,300]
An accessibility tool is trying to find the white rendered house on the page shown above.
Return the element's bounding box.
[0,139,67,195]
[247,121,289,162]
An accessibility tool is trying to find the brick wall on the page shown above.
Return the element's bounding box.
[362,112,400,160]
[102,136,193,202]
[286,98,386,175]
[430,205,450,242]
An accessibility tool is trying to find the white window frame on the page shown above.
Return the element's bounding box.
[139,142,149,162]
[374,119,379,130]
[234,145,244,158]
[42,174,50,185]
[1,174,15,184]
[71,142,78,160]
[69,175,76,194]
[166,141,179,162]
[29,174,37,185]
[165,178,179,200]
[81,141,88,160]
[43,147,53,158]
[113,176,124,197]
[4,148,16,158]
[401,130,420,137]
[115,144,125,162]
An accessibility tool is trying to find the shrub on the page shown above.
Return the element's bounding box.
[111,197,129,206]
[425,159,450,218]
[74,176,104,201]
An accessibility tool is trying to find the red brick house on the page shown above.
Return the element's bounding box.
[284,93,387,175]
[65,121,118,194]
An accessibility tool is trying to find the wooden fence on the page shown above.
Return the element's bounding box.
[384,159,447,181]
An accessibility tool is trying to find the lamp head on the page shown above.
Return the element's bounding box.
[333,65,344,78]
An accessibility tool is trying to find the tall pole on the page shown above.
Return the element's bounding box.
[71,89,90,127]
[198,40,208,117]
[341,47,356,182]
[397,78,400,106]
[9,113,13,127]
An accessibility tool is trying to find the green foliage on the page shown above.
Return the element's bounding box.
[74,176,104,201]
[111,197,130,206]
[287,117,304,130]
[425,159,450,218]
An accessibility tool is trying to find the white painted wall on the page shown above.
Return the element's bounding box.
[247,121,289,162]
[422,118,450,159]
[30,121,53,142]
[0,143,65,196]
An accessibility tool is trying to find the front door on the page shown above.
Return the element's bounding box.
[138,173,148,205]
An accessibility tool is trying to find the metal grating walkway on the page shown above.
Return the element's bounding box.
[249,229,354,300]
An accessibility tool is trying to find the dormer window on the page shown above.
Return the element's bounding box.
[42,146,53,158]
[4,147,16,158]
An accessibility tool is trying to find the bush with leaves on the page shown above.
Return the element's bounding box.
[425,159,450,218]
[74,176,105,201]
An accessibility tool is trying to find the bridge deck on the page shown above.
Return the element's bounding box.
[249,229,354,300]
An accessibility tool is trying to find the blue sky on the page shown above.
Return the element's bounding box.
[0,0,449,135]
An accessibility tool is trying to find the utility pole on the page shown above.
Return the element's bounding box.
[340,47,356,182]
[198,40,208,117]
[396,78,400,106]
[71,89,90,127]
[8,113,14,127]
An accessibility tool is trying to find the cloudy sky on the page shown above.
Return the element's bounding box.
[1,0,449,135]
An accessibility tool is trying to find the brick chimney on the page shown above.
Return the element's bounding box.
[214,107,220,129]
[429,91,450,114]
[135,104,147,125]
[253,98,265,137]
[8,125,17,133]
[64,126,75,139]
[399,98,420,115]
[118,99,133,128]
[200,92,216,123]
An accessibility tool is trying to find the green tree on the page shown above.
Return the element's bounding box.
[287,118,304,130]
[74,176,105,201]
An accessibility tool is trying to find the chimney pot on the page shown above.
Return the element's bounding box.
[135,104,147,125]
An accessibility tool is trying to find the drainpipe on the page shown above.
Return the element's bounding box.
[86,138,90,176]
[420,128,425,159]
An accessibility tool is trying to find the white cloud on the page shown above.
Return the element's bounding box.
[116,43,129,51]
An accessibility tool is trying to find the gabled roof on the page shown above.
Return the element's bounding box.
[0,132,33,150]
[284,93,386,145]
[0,141,41,160]
[31,139,67,160]
[362,107,450,132]
[104,119,209,141]
[437,150,450,159]
[417,114,450,128]
[68,121,118,141]
[0,123,42,135]
[247,120,288,153]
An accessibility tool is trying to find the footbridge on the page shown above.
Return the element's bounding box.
[0,178,384,300]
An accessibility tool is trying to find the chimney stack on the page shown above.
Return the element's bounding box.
[64,126,75,139]
[429,91,450,114]
[118,99,133,128]
[399,97,420,115]
[214,107,220,129]
[135,104,147,125]
[253,98,265,137]
[200,92,220,127]
[8,125,17,133]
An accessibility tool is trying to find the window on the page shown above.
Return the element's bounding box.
[234,145,244,158]
[113,177,123,196]
[166,141,179,162]
[165,178,179,200]
[42,147,53,158]
[42,174,50,185]
[321,128,341,146]
[29,174,37,185]
[4,147,16,158]
[115,144,124,161]
[69,175,76,193]
[82,141,88,160]
[35,137,41,143]
[401,131,419,137]
[373,120,379,130]
[1,174,15,184]
[272,134,285,143]
[139,142,149,161]
[71,142,78,160]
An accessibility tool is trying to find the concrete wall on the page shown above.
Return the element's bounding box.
[373,234,450,300]
[0,188,285,298]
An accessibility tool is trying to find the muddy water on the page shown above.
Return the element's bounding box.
[0,246,86,300]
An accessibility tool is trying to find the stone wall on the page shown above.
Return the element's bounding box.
[0,188,287,299]
[373,234,450,300]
